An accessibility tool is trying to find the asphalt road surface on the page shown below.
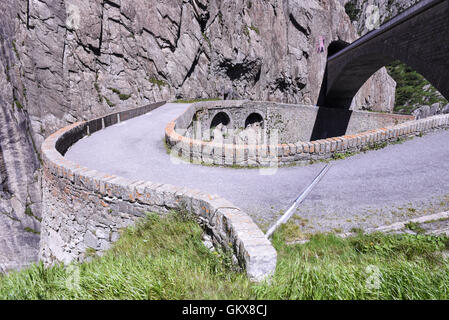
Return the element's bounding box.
[66,103,449,233]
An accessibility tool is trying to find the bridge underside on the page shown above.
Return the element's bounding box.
[323,0,449,109]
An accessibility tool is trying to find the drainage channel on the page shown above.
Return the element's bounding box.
[266,163,332,239]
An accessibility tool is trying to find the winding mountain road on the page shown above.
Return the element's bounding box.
[66,103,449,233]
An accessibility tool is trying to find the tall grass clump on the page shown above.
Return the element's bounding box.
[254,228,449,299]
[0,212,251,300]
[1,213,449,300]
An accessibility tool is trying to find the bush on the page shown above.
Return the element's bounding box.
[344,2,360,22]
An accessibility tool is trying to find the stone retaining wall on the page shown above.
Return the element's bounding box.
[40,102,277,282]
[166,102,449,167]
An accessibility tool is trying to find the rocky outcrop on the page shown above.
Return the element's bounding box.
[351,67,396,112]
[413,103,449,119]
[340,0,419,36]
[0,0,396,271]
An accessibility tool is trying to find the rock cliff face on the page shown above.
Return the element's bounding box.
[351,67,396,112]
[0,0,396,271]
[341,0,419,36]
[341,0,446,114]
[0,1,41,272]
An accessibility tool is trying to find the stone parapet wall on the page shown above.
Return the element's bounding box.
[166,104,449,167]
[40,102,277,282]
[173,100,413,143]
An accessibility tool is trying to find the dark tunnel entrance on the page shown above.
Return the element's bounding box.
[210,112,230,129]
[245,113,264,128]
[327,40,350,58]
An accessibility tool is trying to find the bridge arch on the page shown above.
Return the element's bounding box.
[323,0,449,109]
[245,112,264,128]
[210,111,231,129]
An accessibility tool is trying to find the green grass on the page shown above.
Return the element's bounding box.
[173,98,221,104]
[405,221,425,234]
[25,206,33,217]
[12,40,19,59]
[108,88,132,101]
[24,205,41,222]
[13,100,24,111]
[148,77,168,90]
[108,87,121,95]
[103,96,116,108]
[202,32,212,49]
[242,24,260,39]
[2,212,449,299]
[386,60,448,114]
[0,212,248,300]
[329,139,399,162]
[332,151,356,160]
[249,25,260,35]
[23,227,40,235]
[94,82,103,103]
[5,64,10,82]
[118,93,131,101]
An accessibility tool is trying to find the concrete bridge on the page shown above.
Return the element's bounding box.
[320,0,449,109]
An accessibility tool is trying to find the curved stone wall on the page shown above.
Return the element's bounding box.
[171,100,413,143]
[165,101,449,167]
[40,102,277,282]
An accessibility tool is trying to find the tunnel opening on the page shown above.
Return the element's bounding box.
[245,113,264,128]
[210,112,230,129]
[327,40,350,57]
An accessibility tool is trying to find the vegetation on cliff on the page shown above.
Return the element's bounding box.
[386,61,448,114]
[343,1,448,115]
[344,1,361,22]
[1,212,449,300]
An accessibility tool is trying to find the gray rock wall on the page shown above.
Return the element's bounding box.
[0,1,42,272]
[413,103,449,119]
